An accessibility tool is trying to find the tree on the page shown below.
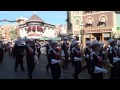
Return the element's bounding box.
[10,28,19,40]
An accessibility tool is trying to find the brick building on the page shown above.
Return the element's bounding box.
[0,24,18,41]
[67,11,120,42]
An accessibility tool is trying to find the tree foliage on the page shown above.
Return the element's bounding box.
[10,28,19,40]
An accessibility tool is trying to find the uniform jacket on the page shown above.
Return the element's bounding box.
[48,48,61,64]
[108,46,118,65]
[72,47,82,61]
[24,44,36,62]
[90,51,103,73]
[36,43,41,54]
[0,48,4,59]
[61,42,69,56]
[84,47,91,59]
[12,44,24,58]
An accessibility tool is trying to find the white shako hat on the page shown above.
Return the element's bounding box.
[22,41,26,46]
[29,39,34,42]
[50,41,58,46]
[71,39,76,42]
[108,38,115,44]
[72,41,79,46]
[63,37,69,40]
[91,40,100,47]
[16,37,23,46]
[86,40,91,45]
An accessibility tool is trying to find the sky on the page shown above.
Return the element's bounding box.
[0,11,67,25]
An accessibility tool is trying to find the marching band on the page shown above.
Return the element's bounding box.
[1,36,120,79]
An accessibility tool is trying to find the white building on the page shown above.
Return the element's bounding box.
[17,14,56,40]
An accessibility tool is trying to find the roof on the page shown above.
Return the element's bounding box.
[27,14,44,22]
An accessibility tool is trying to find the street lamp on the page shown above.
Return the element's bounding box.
[80,22,85,53]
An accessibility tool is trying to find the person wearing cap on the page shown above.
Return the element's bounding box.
[0,42,4,64]
[116,39,120,79]
[83,40,92,74]
[43,39,52,72]
[72,41,82,79]
[35,41,41,60]
[48,41,61,79]
[23,39,37,79]
[90,40,108,79]
[61,37,69,69]
[107,38,120,79]
[12,38,25,72]
[69,39,77,66]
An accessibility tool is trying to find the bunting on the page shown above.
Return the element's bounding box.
[0,19,23,22]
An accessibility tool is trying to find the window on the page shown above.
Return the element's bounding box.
[37,30,40,32]
[85,17,93,28]
[75,19,80,28]
[32,30,35,33]
[97,16,107,27]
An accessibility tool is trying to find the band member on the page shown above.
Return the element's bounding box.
[108,38,120,79]
[72,41,82,79]
[117,39,120,78]
[83,40,91,74]
[48,41,61,79]
[12,38,25,72]
[44,39,52,72]
[35,41,41,59]
[70,39,76,66]
[0,42,4,64]
[61,37,69,69]
[90,40,108,79]
[24,39,38,79]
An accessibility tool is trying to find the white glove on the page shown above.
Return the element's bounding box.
[113,57,120,63]
[101,69,108,74]
[94,66,108,74]
[61,50,65,57]
[85,54,89,58]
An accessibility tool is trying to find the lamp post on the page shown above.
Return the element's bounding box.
[80,22,85,53]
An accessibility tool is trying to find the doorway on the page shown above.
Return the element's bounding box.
[92,33,102,42]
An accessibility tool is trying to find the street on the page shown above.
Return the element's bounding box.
[0,52,109,79]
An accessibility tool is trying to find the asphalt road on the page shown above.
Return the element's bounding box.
[0,52,109,79]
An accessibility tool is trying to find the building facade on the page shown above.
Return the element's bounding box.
[55,24,67,37]
[0,24,18,41]
[17,14,56,40]
[67,11,120,42]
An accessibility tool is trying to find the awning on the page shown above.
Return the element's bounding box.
[27,26,43,31]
